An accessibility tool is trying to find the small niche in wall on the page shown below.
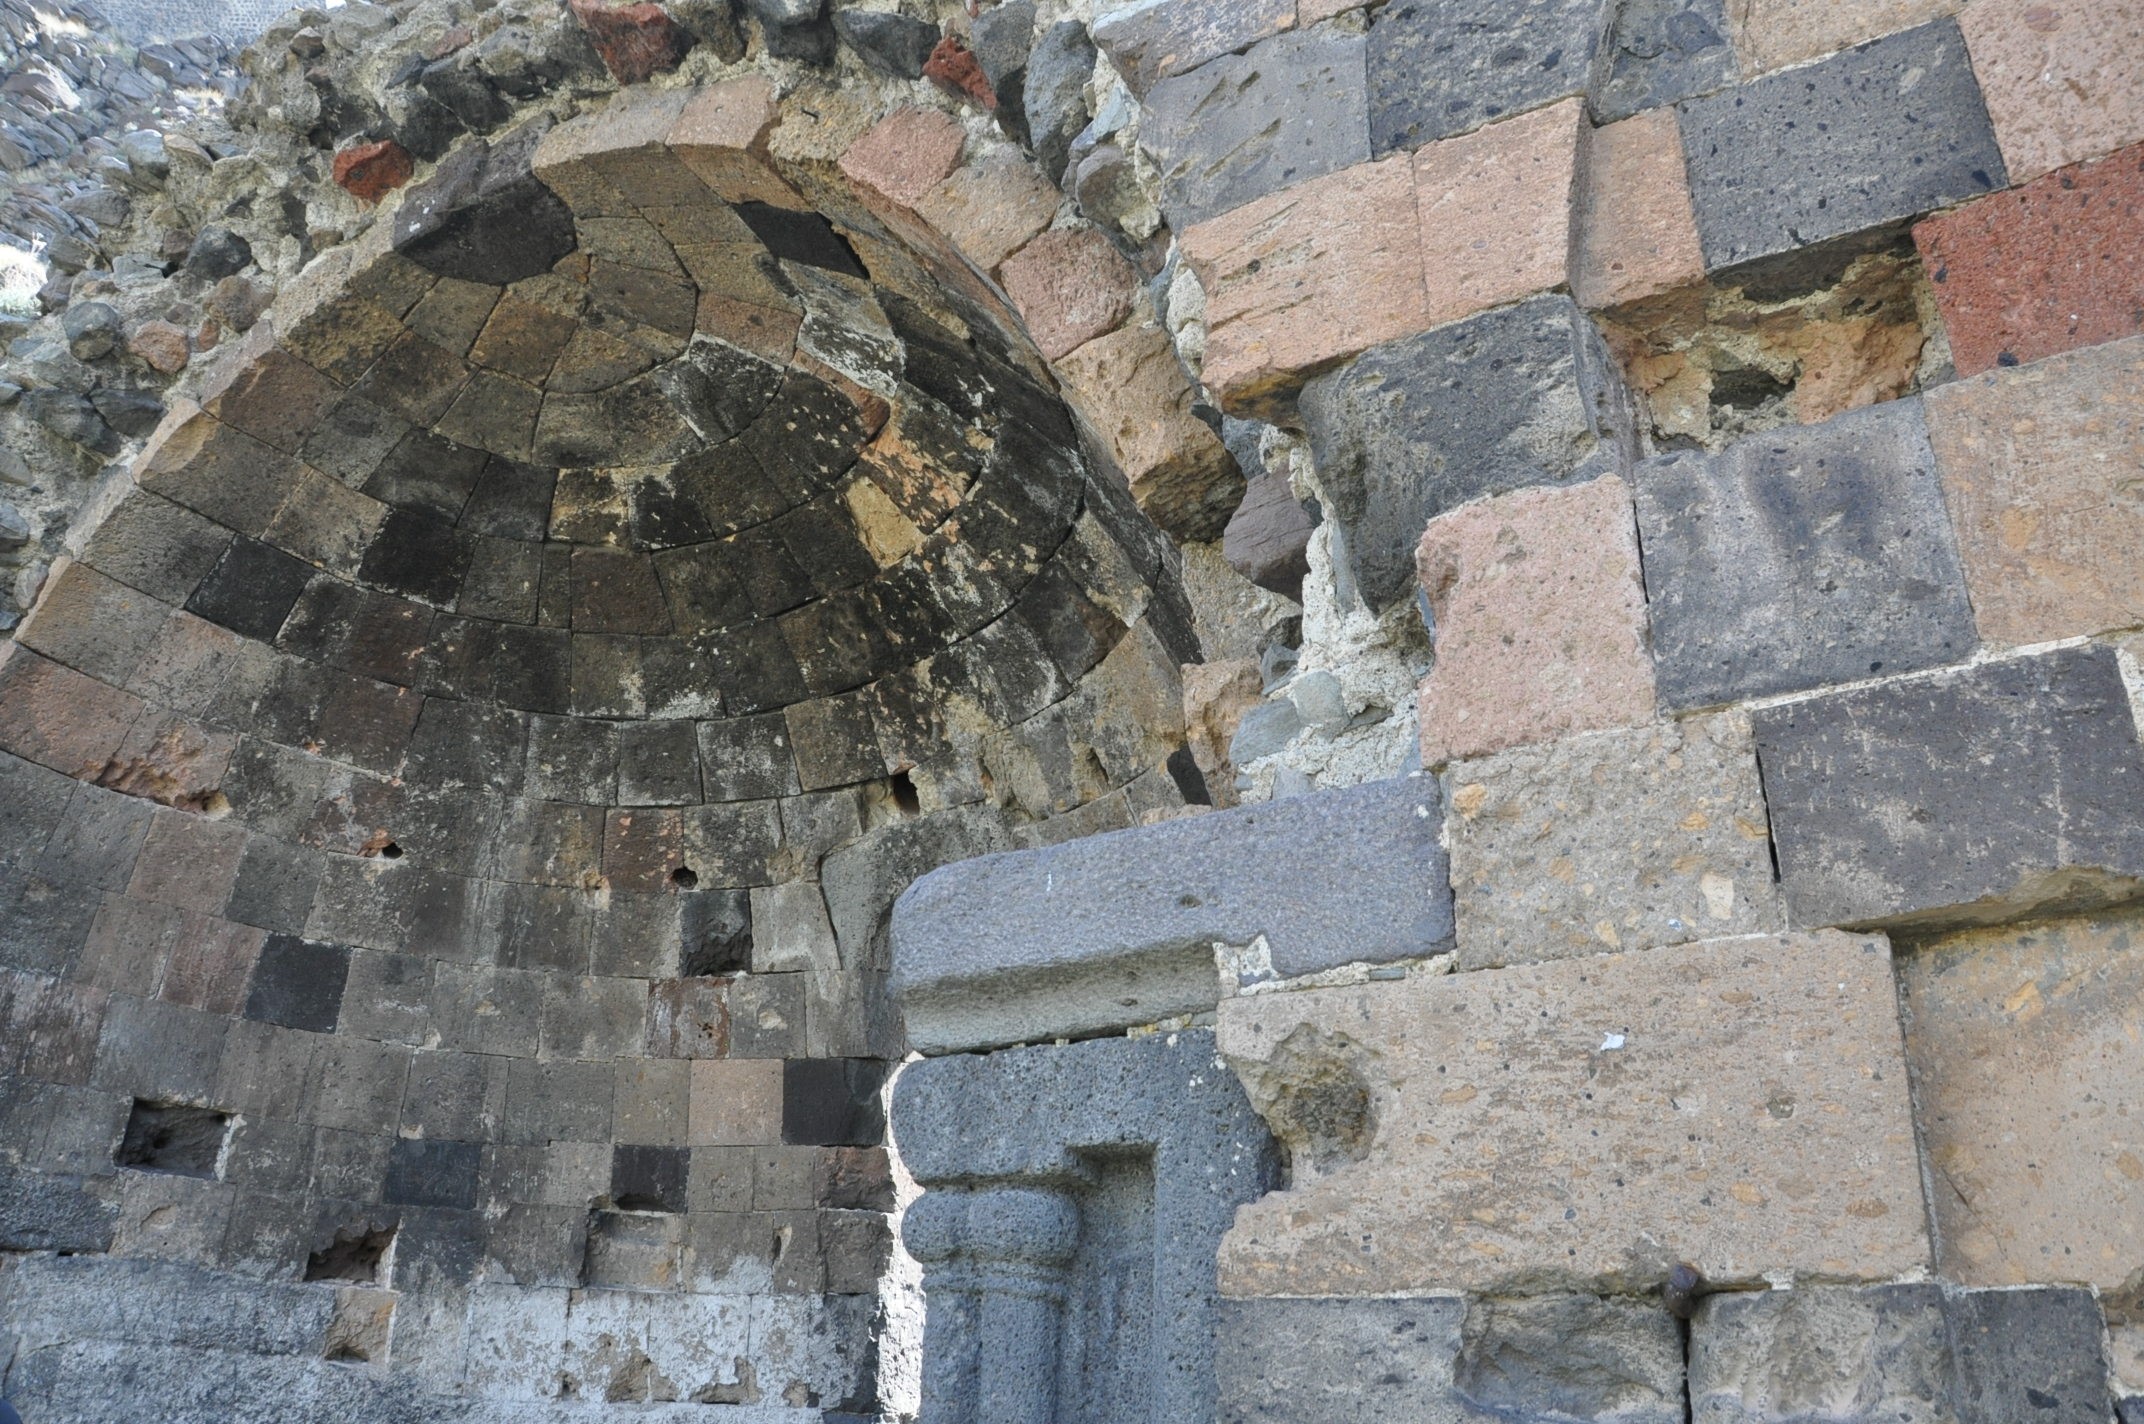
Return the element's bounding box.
[306,1220,399,1285]
[115,1100,231,1179]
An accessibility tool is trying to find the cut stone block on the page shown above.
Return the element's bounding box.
[1184,153,1429,416]
[1678,20,2007,277]
[1690,1284,2114,1424]
[1914,145,2144,377]
[1413,99,1588,332]
[1633,398,1979,709]
[1595,0,1739,122]
[1960,0,2144,183]
[1140,26,1370,230]
[1299,293,1638,612]
[1575,106,1707,309]
[1217,1294,1685,1424]
[894,1029,1278,1424]
[1924,333,2144,648]
[1092,0,1296,97]
[1445,711,1784,968]
[1367,0,1617,154]
[1900,901,2144,1289]
[1216,930,1930,1297]
[889,774,1453,1054]
[1751,645,2144,931]
[1415,474,1656,766]
[1728,0,1961,76]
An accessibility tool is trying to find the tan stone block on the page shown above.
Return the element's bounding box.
[689,1058,784,1146]
[1055,320,1246,541]
[1961,0,2144,182]
[1729,0,1962,76]
[1900,902,2144,1289]
[669,75,801,208]
[1923,333,2144,647]
[1182,657,1264,808]
[1574,107,1706,310]
[1415,474,1656,766]
[1415,98,1587,331]
[912,149,1063,273]
[1184,154,1429,416]
[1216,930,1930,1297]
[838,106,968,209]
[997,226,1138,361]
[1446,712,1785,969]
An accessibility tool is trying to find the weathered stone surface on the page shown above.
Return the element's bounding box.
[1300,293,1637,611]
[1690,1284,2114,1424]
[834,8,940,78]
[570,0,694,82]
[1729,0,1961,76]
[394,124,577,285]
[1752,645,2144,931]
[1055,319,1243,541]
[1092,0,1294,96]
[0,1165,115,1251]
[1217,930,1930,1296]
[1024,20,1097,182]
[1924,334,2144,647]
[1368,0,1616,154]
[894,1029,1279,1424]
[891,774,1453,1053]
[1678,20,2007,275]
[1140,26,1369,230]
[1222,468,1314,602]
[332,138,414,203]
[1218,1295,1685,1424]
[925,33,996,109]
[1445,711,1784,968]
[997,225,1136,361]
[1915,144,2144,377]
[839,105,966,209]
[1413,98,1587,332]
[1960,0,2144,184]
[1596,0,1739,121]
[1415,475,1656,766]
[912,149,1062,272]
[1900,902,2144,1288]
[1575,106,1706,309]
[1633,398,1978,709]
[1185,153,1429,415]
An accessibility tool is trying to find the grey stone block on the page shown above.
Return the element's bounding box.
[894,1030,1278,1424]
[1752,646,2144,931]
[1691,1284,2110,1424]
[1217,1294,1686,1423]
[891,774,1452,1054]
[1140,26,1370,231]
[1299,294,1639,612]
[1678,21,2006,277]
[1368,0,1617,154]
[1594,0,1738,121]
[1633,399,1978,709]
[1093,0,1293,97]
[0,1164,116,1252]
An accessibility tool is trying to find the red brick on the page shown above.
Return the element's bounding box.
[569,0,693,83]
[0,643,144,779]
[998,226,1138,361]
[1915,143,2144,377]
[332,139,415,203]
[1414,99,1586,332]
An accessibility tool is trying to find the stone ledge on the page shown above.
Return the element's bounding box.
[889,774,1453,1055]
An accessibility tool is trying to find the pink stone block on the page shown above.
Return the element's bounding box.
[1415,98,1587,332]
[1961,0,2144,182]
[1574,106,1706,309]
[839,106,968,209]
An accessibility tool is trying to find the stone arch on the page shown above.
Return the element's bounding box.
[0,72,1225,1412]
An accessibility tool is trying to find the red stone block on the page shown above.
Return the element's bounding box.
[1915,143,2144,377]
[333,139,415,204]
[570,0,694,84]
[924,35,996,110]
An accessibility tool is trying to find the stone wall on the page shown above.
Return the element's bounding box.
[0,0,2142,1419]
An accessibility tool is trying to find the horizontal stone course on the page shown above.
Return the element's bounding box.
[890,774,1453,1054]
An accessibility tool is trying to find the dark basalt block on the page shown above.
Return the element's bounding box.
[1368,0,1617,155]
[392,120,575,286]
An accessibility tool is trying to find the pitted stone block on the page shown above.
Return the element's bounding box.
[1690,1284,2113,1424]
[1633,398,1979,710]
[1595,0,1738,121]
[1678,20,2006,278]
[1367,0,1617,154]
[894,1029,1280,1424]
[889,774,1453,1054]
[1140,26,1370,230]
[1752,646,2144,931]
[1298,293,1638,613]
[1217,931,1929,1297]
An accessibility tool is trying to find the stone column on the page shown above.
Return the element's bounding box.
[903,1185,1081,1424]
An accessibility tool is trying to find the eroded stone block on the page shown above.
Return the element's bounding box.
[1217,931,1929,1296]
[1753,646,2144,931]
[1633,398,1978,709]
[1299,293,1638,612]
[1900,901,2144,1288]
[891,774,1452,1054]
[1445,711,1783,968]
[1367,0,1616,153]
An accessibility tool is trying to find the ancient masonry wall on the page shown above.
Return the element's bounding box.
[0,0,2139,1419]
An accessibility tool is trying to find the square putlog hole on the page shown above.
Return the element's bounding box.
[611,1144,689,1214]
[306,1219,399,1285]
[116,1100,232,1178]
